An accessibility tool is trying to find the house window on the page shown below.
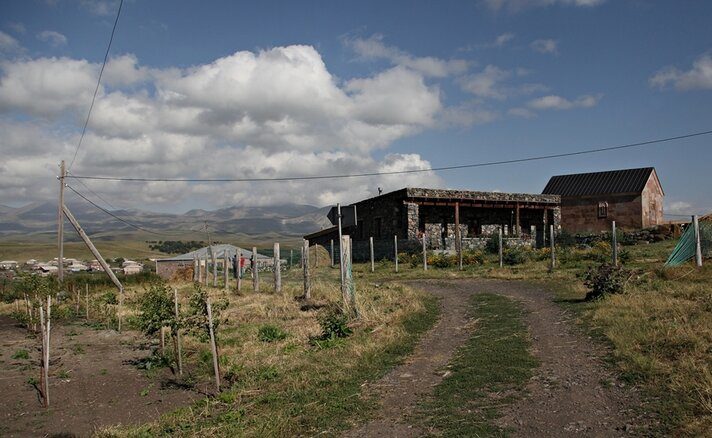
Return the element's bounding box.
[597,201,608,219]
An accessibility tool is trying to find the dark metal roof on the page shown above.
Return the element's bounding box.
[542,167,656,197]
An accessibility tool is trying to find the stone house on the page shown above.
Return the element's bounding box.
[305,187,561,261]
[542,167,664,233]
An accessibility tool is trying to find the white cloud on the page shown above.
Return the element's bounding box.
[0,31,22,52]
[483,0,604,12]
[8,22,26,34]
[527,93,601,110]
[507,107,536,118]
[650,52,712,91]
[0,45,452,208]
[348,34,468,77]
[37,30,68,47]
[494,33,516,47]
[530,39,558,54]
[79,0,120,16]
[459,65,546,100]
[665,201,693,216]
[0,57,97,115]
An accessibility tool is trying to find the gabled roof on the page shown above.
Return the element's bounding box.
[157,244,269,262]
[542,167,660,197]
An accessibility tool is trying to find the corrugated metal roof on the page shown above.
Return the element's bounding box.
[542,167,656,197]
[157,244,269,262]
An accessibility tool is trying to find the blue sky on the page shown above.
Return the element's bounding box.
[1,0,711,215]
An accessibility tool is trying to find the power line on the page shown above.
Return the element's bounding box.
[67,170,120,211]
[65,129,712,183]
[67,0,124,171]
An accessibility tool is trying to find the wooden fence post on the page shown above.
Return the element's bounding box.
[85,284,89,320]
[611,221,618,266]
[223,253,229,292]
[550,225,556,270]
[274,242,281,294]
[212,249,218,288]
[330,239,335,267]
[252,247,259,292]
[206,296,220,392]
[422,233,428,271]
[237,252,242,292]
[173,288,183,376]
[394,235,399,273]
[204,254,209,287]
[498,227,504,268]
[193,256,199,282]
[303,239,311,299]
[342,235,356,315]
[118,286,124,333]
[693,215,703,268]
[370,236,375,273]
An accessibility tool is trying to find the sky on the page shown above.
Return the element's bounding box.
[0,0,711,215]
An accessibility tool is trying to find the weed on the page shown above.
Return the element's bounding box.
[11,349,29,360]
[257,324,288,343]
[583,263,630,301]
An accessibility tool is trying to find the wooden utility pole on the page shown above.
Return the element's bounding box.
[274,242,281,293]
[693,215,703,268]
[369,236,375,273]
[57,161,66,283]
[394,235,399,273]
[337,203,345,299]
[455,202,462,271]
[303,239,311,299]
[252,246,259,292]
[611,221,618,266]
[422,232,428,271]
[206,296,220,392]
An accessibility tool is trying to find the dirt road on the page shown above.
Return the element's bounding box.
[344,279,645,437]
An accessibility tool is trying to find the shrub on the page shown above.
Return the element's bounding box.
[12,349,29,360]
[462,250,485,266]
[135,284,174,337]
[311,306,352,346]
[583,263,631,301]
[485,234,501,254]
[258,324,288,343]
[503,247,529,265]
[557,230,577,248]
[429,253,456,269]
[184,286,229,342]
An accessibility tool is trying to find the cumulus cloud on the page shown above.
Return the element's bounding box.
[0,45,450,208]
[482,0,604,12]
[37,30,68,47]
[530,39,558,55]
[650,52,712,91]
[347,34,468,77]
[526,93,601,110]
[665,201,693,216]
[8,22,26,34]
[0,31,22,52]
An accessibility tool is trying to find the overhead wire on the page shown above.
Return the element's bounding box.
[67,0,124,171]
[65,129,712,183]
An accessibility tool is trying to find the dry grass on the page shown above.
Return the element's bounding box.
[99,268,438,437]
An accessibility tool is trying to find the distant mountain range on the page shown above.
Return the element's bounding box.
[0,201,332,241]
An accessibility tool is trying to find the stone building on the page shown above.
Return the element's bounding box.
[305,187,561,260]
[542,167,664,233]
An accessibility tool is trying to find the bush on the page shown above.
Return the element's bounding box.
[583,263,630,301]
[429,253,456,269]
[311,306,352,346]
[485,234,501,254]
[503,247,529,265]
[462,250,485,266]
[135,284,174,337]
[258,324,288,343]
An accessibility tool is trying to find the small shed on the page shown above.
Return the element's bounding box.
[155,244,269,280]
[543,167,664,233]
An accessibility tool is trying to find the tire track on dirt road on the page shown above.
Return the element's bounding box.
[344,279,647,437]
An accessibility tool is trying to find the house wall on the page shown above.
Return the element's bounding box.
[559,193,642,233]
[641,173,664,228]
[156,260,193,280]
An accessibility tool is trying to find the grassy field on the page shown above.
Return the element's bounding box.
[2,235,709,436]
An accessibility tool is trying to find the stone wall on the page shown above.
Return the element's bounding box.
[559,193,642,233]
[641,173,664,228]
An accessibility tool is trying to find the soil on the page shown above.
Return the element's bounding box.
[0,315,199,437]
[344,279,647,437]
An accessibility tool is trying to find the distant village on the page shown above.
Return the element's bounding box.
[0,258,144,278]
